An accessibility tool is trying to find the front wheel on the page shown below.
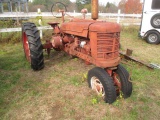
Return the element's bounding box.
[22,22,44,70]
[88,67,116,104]
[112,64,132,98]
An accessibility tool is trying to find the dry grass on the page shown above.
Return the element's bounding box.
[0,24,160,120]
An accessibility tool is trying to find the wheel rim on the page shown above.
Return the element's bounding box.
[153,18,160,26]
[113,72,121,95]
[90,76,105,97]
[148,33,158,43]
[23,32,31,62]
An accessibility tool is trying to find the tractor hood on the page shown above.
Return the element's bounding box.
[60,19,121,38]
[89,21,121,33]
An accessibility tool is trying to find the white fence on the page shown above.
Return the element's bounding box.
[0,26,52,33]
[0,23,141,33]
[0,12,141,18]
[0,12,142,33]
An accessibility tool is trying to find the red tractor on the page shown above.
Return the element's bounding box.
[22,0,132,104]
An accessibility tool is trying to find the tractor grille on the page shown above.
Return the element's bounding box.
[97,32,120,59]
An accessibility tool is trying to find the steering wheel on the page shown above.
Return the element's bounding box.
[51,2,67,17]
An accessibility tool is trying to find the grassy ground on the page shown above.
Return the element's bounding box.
[0,26,160,120]
[121,26,160,64]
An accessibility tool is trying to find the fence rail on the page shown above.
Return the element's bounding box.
[0,23,141,33]
[0,12,142,18]
[0,12,141,33]
[0,26,52,33]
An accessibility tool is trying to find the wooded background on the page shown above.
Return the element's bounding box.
[27,0,142,13]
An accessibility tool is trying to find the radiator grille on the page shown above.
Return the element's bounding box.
[97,32,120,59]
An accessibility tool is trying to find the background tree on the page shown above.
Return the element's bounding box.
[68,2,77,12]
[118,0,126,13]
[106,2,118,13]
[29,0,119,13]
[30,0,71,12]
[105,2,110,12]
[118,0,142,14]
[99,3,107,13]
[125,0,142,13]
[76,0,91,12]
[79,0,91,4]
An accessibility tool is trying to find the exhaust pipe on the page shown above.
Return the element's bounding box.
[92,0,98,20]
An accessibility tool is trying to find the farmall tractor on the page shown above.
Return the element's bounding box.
[22,0,132,104]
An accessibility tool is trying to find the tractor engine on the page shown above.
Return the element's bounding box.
[49,19,121,68]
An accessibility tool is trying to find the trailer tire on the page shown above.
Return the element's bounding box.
[151,13,160,28]
[88,67,116,104]
[22,22,44,71]
[113,64,132,98]
[146,31,160,44]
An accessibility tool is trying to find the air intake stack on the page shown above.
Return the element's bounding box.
[91,0,98,20]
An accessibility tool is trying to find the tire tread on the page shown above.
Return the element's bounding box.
[22,22,44,71]
[88,67,117,104]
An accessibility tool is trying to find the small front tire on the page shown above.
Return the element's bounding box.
[88,67,116,104]
[113,64,132,98]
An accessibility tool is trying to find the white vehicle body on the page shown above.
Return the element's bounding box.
[139,0,160,44]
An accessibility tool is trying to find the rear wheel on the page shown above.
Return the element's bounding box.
[22,22,44,70]
[112,64,132,98]
[146,31,160,44]
[88,67,116,104]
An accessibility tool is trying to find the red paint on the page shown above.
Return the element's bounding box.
[22,32,31,62]
[44,0,121,68]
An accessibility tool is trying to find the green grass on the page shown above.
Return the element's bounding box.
[0,26,160,120]
[121,25,160,64]
[0,20,15,29]
[0,17,55,43]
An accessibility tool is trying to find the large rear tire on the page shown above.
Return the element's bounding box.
[22,22,44,71]
[88,67,116,104]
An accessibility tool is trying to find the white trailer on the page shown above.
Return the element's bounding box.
[139,0,160,44]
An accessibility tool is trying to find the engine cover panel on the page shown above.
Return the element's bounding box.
[89,21,121,33]
[61,19,94,37]
[61,19,121,38]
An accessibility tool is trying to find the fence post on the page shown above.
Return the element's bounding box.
[18,1,21,12]
[9,1,12,12]
[74,10,75,17]
[37,8,43,39]
[26,1,29,13]
[16,7,20,25]
[0,1,3,13]
[117,9,121,23]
